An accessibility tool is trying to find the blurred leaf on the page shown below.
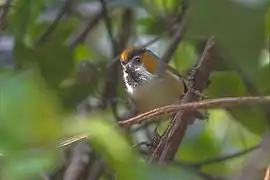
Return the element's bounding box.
[143,0,181,13]
[9,0,45,43]
[74,44,94,63]
[148,165,203,180]
[65,115,147,180]
[0,71,63,153]
[137,16,166,35]
[2,149,59,180]
[178,128,226,174]
[205,71,268,134]
[13,40,75,89]
[188,0,267,76]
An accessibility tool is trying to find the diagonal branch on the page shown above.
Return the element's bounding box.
[156,10,188,77]
[150,36,216,163]
[69,10,104,47]
[37,0,76,44]
[185,144,260,168]
[99,0,117,54]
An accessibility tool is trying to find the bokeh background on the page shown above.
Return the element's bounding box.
[0,0,269,179]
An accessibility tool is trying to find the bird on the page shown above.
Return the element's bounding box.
[119,46,206,147]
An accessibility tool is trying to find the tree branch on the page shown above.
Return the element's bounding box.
[119,95,270,126]
[99,0,117,54]
[37,0,76,44]
[69,10,104,47]
[157,9,188,76]
[150,36,216,163]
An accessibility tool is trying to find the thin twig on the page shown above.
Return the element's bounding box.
[37,0,75,44]
[150,36,216,163]
[69,10,104,47]
[157,11,188,76]
[119,95,270,126]
[0,0,12,30]
[184,144,260,168]
[181,166,224,180]
[99,0,117,54]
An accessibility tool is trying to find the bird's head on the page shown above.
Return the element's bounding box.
[120,46,160,80]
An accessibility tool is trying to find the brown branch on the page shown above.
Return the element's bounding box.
[0,0,12,30]
[37,0,75,44]
[119,95,270,126]
[58,95,270,147]
[150,36,216,163]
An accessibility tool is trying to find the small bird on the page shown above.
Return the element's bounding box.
[120,46,206,146]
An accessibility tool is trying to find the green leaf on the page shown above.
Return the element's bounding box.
[2,149,59,180]
[171,41,198,74]
[9,0,45,43]
[188,0,267,76]
[0,71,63,153]
[205,71,268,134]
[178,128,226,175]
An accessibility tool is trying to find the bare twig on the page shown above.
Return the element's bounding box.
[99,0,117,53]
[69,10,104,47]
[150,36,216,163]
[37,0,76,44]
[0,0,12,30]
[119,95,270,126]
[185,144,260,168]
[157,11,188,76]
[182,166,224,180]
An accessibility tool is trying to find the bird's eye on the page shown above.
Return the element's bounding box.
[133,56,141,64]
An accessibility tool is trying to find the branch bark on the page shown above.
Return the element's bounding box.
[150,36,216,163]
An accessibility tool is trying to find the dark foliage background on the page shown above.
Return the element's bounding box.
[0,0,269,179]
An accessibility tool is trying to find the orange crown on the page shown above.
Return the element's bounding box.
[120,46,159,74]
